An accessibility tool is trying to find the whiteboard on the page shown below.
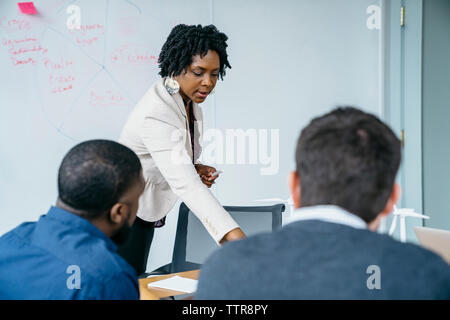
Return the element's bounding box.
[0,0,213,234]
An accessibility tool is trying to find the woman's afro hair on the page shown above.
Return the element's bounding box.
[158,24,231,80]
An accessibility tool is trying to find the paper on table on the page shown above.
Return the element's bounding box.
[147,275,198,293]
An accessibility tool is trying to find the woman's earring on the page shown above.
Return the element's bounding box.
[164,76,180,94]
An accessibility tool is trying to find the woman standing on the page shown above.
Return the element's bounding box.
[118,24,246,274]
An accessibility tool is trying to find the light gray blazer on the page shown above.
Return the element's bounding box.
[119,78,239,243]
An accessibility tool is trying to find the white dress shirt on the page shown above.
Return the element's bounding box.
[286,205,368,229]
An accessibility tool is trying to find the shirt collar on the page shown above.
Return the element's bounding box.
[45,206,117,252]
[286,205,368,230]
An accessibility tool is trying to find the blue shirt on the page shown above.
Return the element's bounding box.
[0,206,139,300]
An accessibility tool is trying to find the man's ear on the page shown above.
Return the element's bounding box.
[109,203,129,226]
[288,171,301,209]
[380,183,402,217]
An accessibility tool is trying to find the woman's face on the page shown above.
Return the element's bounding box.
[174,50,220,105]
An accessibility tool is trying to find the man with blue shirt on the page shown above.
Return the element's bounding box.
[0,140,145,299]
[195,107,450,299]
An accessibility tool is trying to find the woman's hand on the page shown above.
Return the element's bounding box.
[195,164,219,188]
[219,228,246,244]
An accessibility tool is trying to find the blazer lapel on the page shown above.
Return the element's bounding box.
[173,92,187,120]
[192,102,203,162]
[192,102,203,139]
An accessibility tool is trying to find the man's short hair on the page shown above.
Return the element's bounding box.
[58,140,142,218]
[295,107,401,223]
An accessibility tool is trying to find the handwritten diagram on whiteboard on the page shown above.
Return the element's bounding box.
[0,0,196,141]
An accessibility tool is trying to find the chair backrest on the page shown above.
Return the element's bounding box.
[170,203,285,273]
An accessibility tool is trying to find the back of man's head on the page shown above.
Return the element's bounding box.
[58,139,142,219]
[296,107,401,223]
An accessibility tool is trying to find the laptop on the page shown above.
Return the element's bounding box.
[414,226,450,264]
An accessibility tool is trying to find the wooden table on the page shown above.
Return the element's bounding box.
[139,269,200,300]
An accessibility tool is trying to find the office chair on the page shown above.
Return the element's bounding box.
[148,202,285,275]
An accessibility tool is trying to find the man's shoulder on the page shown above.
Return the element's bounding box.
[69,237,137,283]
[382,236,450,274]
[78,262,138,300]
[0,222,36,249]
[0,219,138,299]
[2,220,136,282]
